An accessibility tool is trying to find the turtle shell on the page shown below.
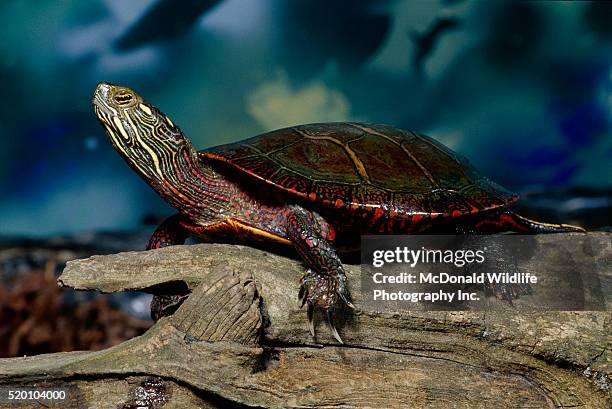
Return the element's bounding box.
[201,123,518,218]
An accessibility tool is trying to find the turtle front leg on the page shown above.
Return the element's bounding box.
[147,214,190,320]
[147,213,190,250]
[286,206,354,343]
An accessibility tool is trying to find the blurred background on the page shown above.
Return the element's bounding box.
[0,0,611,357]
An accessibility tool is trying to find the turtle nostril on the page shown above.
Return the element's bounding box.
[95,82,111,100]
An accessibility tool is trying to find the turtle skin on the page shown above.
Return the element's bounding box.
[94,83,583,343]
[147,123,583,343]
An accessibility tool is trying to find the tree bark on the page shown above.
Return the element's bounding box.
[0,233,609,408]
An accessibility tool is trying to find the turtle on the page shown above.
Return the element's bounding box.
[92,82,584,343]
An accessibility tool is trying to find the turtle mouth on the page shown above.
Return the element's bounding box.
[95,81,112,98]
[92,83,133,149]
[92,82,117,117]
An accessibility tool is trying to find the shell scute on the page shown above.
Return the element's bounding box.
[202,123,517,217]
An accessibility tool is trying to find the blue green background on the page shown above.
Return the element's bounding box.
[1,0,610,236]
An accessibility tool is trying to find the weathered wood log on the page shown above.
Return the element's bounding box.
[0,233,610,408]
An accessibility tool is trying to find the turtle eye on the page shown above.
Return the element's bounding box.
[114,91,133,105]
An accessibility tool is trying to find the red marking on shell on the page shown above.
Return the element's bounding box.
[452,210,462,218]
[334,198,344,208]
[398,219,406,231]
[328,228,336,241]
[202,123,519,219]
[368,207,384,228]
[309,192,317,201]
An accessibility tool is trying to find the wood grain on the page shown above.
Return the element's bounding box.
[0,233,609,408]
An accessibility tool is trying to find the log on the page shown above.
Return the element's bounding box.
[0,233,610,408]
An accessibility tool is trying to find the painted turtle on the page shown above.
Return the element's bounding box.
[92,83,584,343]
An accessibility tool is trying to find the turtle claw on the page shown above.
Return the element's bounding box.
[338,290,355,310]
[299,287,307,308]
[298,269,312,308]
[307,304,315,337]
[299,269,352,343]
[326,310,344,344]
[299,272,316,337]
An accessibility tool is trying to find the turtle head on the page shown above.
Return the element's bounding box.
[92,82,196,183]
[92,82,230,220]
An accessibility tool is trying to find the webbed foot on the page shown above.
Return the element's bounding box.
[298,269,354,343]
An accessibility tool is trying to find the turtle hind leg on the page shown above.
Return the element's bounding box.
[463,236,532,303]
[475,210,585,234]
[457,210,583,304]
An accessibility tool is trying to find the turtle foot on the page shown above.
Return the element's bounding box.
[298,269,354,344]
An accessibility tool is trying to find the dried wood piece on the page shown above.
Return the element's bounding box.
[0,233,609,408]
